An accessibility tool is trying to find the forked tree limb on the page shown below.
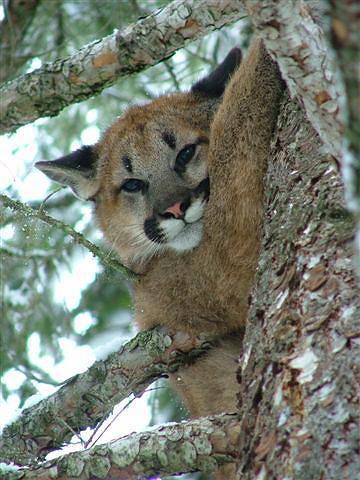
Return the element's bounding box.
[244,0,360,266]
[0,0,248,134]
[0,327,212,465]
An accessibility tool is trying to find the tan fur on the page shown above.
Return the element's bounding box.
[95,41,283,336]
[37,40,284,479]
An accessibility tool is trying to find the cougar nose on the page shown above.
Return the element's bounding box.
[164,201,184,219]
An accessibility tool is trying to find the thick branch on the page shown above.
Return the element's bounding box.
[0,327,212,465]
[0,194,132,277]
[244,0,344,160]
[0,0,41,84]
[1,414,239,480]
[0,0,247,134]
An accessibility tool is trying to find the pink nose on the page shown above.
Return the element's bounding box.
[164,201,183,219]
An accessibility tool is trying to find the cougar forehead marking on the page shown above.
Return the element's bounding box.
[162,131,176,150]
[122,156,133,173]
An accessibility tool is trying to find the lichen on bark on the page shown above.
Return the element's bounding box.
[1,414,240,480]
[0,327,212,465]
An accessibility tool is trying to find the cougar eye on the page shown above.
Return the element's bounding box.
[121,178,146,193]
[175,144,196,173]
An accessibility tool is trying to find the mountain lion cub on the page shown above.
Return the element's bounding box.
[37,39,284,477]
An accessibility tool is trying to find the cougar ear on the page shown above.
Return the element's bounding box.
[192,47,242,98]
[35,145,99,200]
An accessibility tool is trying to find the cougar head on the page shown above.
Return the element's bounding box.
[36,48,241,272]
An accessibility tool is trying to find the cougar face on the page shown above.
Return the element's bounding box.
[95,101,210,268]
[36,47,243,271]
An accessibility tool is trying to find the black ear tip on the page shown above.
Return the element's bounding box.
[226,47,242,63]
[191,46,243,98]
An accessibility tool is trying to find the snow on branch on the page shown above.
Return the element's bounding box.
[0,327,212,465]
[0,0,247,134]
[1,414,239,480]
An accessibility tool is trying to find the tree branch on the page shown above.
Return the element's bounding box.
[1,414,239,480]
[0,0,247,134]
[0,0,41,84]
[0,193,133,278]
[0,327,212,465]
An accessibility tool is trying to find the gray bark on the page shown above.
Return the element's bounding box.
[245,0,360,270]
[245,0,345,160]
[235,95,359,479]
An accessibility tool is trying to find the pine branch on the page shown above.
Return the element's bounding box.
[1,414,239,480]
[0,193,133,278]
[0,0,248,134]
[0,327,212,465]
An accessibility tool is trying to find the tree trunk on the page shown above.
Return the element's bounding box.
[235,94,359,479]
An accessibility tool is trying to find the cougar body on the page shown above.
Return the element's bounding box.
[37,40,284,478]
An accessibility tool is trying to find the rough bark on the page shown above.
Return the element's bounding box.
[0,0,248,134]
[244,0,344,160]
[244,0,360,270]
[0,0,41,84]
[235,95,359,479]
[0,328,212,465]
[0,414,240,480]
